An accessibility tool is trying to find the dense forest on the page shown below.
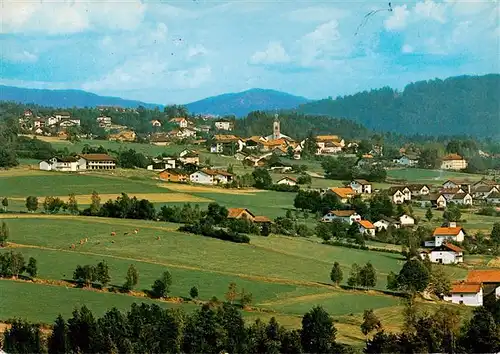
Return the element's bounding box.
[296,74,500,138]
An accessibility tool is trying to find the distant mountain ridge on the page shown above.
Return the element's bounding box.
[185,88,311,117]
[296,74,500,138]
[0,85,160,109]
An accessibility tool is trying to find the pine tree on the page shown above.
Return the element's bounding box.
[90,191,101,215]
[425,207,433,222]
[361,309,382,336]
[190,286,199,299]
[151,270,172,298]
[26,257,38,278]
[96,261,110,287]
[330,262,343,285]
[48,315,69,354]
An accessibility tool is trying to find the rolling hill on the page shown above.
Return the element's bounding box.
[186,88,310,117]
[296,74,500,138]
[0,85,160,109]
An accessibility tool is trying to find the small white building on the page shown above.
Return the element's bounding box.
[373,217,400,231]
[358,220,375,237]
[96,116,112,128]
[393,155,418,167]
[322,210,361,225]
[147,157,176,171]
[276,176,297,186]
[389,188,406,204]
[433,225,466,246]
[349,179,372,194]
[39,157,78,172]
[443,282,483,306]
[399,214,415,227]
[448,193,473,206]
[421,243,464,264]
[189,169,234,185]
[215,120,234,131]
[169,117,190,128]
[441,154,468,170]
[407,184,431,196]
[151,119,162,127]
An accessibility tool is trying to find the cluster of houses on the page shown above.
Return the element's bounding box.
[444,269,500,307]
[393,152,469,171]
[18,110,81,136]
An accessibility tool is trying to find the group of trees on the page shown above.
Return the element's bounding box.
[321,156,387,182]
[0,251,37,279]
[316,220,365,246]
[72,261,111,288]
[329,261,377,289]
[3,303,352,354]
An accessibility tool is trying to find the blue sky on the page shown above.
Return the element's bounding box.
[1,0,498,104]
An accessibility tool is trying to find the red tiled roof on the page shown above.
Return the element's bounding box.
[451,282,482,294]
[358,220,375,229]
[330,187,355,199]
[254,215,272,223]
[442,153,464,161]
[442,242,463,253]
[433,227,463,236]
[278,176,297,182]
[467,270,500,283]
[227,208,255,219]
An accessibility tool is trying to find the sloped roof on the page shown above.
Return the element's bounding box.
[451,282,482,294]
[406,184,429,191]
[433,227,464,236]
[473,185,498,193]
[213,134,240,142]
[487,192,500,199]
[254,215,272,223]
[169,117,188,122]
[227,208,255,219]
[358,220,375,229]
[441,242,463,253]
[278,176,297,182]
[330,187,355,199]
[316,135,340,142]
[52,156,78,162]
[442,153,465,161]
[201,169,234,177]
[452,193,471,200]
[353,179,370,185]
[467,270,500,283]
[159,169,187,176]
[78,153,116,161]
[329,210,357,217]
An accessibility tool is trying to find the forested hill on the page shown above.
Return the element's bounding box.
[296,74,500,138]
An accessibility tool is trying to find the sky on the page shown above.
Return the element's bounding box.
[0,0,499,104]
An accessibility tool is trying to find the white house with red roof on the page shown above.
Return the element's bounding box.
[420,243,464,264]
[276,176,297,186]
[322,210,361,225]
[357,220,375,236]
[433,224,465,246]
[444,281,483,306]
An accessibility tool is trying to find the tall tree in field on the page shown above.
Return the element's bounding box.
[425,207,433,222]
[359,262,377,288]
[225,282,238,304]
[252,168,273,189]
[26,257,38,278]
[361,309,382,336]
[301,306,337,353]
[190,286,199,299]
[25,196,38,212]
[96,261,111,287]
[429,265,451,297]
[48,315,69,354]
[347,263,361,287]
[1,197,8,211]
[151,271,172,298]
[393,259,430,294]
[66,193,79,215]
[330,262,343,285]
[458,306,500,353]
[123,264,139,291]
[90,191,101,215]
[0,221,9,247]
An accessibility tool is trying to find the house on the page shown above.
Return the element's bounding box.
[423,193,447,209]
[96,116,112,128]
[253,215,272,225]
[158,169,188,183]
[328,187,355,203]
[399,214,415,227]
[189,169,234,185]
[448,193,473,206]
[440,187,466,200]
[77,154,116,170]
[169,117,189,128]
[472,185,499,200]
[54,111,71,120]
[244,136,263,150]
[59,118,81,128]
[147,157,176,171]
[276,176,297,186]
[39,157,79,172]
[473,178,500,189]
[443,179,473,194]
[210,135,244,154]
[393,154,418,167]
[440,154,468,170]
[349,179,372,194]
[227,208,256,221]
[433,225,466,246]
[149,133,171,146]
[486,192,500,204]
[24,109,34,117]
[443,282,483,306]
[388,187,407,204]
[108,130,136,142]
[407,184,431,197]
[466,270,500,300]
[316,135,344,155]
[151,119,162,127]
[421,243,464,264]
[178,150,200,165]
[196,125,211,134]
[358,220,375,237]
[33,118,46,128]
[373,217,401,231]
[168,128,197,139]
[214,120,234,131]
[322,210,361,225]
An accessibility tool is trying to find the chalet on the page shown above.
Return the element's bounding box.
[214,120,234,131]
[169,117,189,128]
[108,130,136,142]
[407,184,431,196]
[472,185,499,199]
[33,118,46,128]
[421,243,464,264]
[440,187,465,201]
[444,282,483,306]
[322,210,361,225]
[260,138,289,152]
[433,225,465,246]
[227,208,255,221]
[196,125,211,134]
[24,109,34,117]
[393,154,418,167]
[358,220,375,237]
[328,187,355,203]
[486,192,500,204]
[448,193,473,206]
[77,154,116,170]
[253,215,272,225]
[149,133,170,146]
[189,169,234,185]
[147,157,176,171]
[373,217,401,231]
[210,135,244,154]
[399,214,415,227]
[441,154,467,170]
[442,179,473,194]
[269,162,293,173]
[151,119,162,127]
[276,176,297,186]
[178,150,200,165]
[466,270,500,300]
[349,179,372,194]
[423,193,447,209]
[158,169,188,183]
[39,157,79,172]
[96,116,112,128]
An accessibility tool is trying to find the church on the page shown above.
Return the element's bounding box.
[264,115,293,141]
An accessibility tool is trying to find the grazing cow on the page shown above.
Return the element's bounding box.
[111,240,115,244]
[134,229,139,234]
[124,232,129,236]
[111,232,116,236]
[85,238,88,243]
[70,244,75,249]
[79,240,84,245]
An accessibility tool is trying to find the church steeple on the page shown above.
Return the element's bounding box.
[272,113,280,140]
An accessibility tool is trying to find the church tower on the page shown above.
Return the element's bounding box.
[272,114,280,140]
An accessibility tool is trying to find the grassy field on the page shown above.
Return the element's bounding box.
[387,168,483,184]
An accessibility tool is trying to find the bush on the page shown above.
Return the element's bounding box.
[269,184,300,192]
[179,224,250,244]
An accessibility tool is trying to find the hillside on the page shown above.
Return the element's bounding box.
[186,88,310,117]
[296,74,500,138]
[0,85,160,109]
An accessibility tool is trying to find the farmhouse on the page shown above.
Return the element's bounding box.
[433,225,465,246]
[315,135,344,155]
[473,178,500,189]
[169,117,190,128]
[349,179,372,194]
[322,210,361,225]
[227,208,255,220]
[178,150,200,165]
[59,118,81,128]
[421,243,464,264]
[424,193,447,209]
[442,179,473,193]
[39,157,79,172]
[54,111,71,120]
[328,187,355,203]
[214,119,234,131]
[358,220,375,236]
[190,169,234,185]
[444,282,483,306]
[276,176,297,186]
[168,128,197,139]
[388,187,411,204]
[472,185,499,199]
[148,157,176,171]
[77,154,116,170]
[440,187,465,200]
[373,217,401,231]
[440,154,468,170]
[399,214,415,227]
[158,169,188,183]
[466,270,500,301]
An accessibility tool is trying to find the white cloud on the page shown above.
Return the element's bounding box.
[384,5,410,31]
[414,0,447,23]
[1,50,38,63]
[402,44,414,53]
[0,0,145,34]
[250,41,290,65]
